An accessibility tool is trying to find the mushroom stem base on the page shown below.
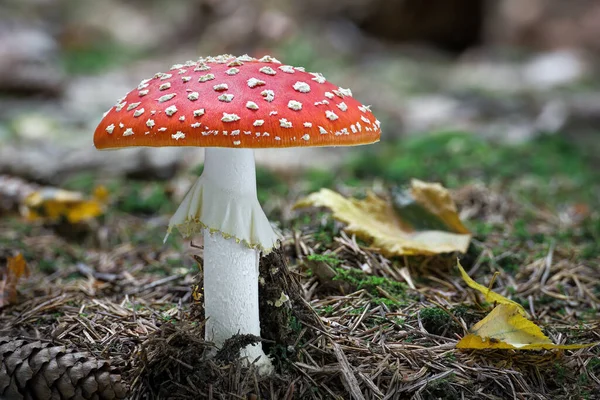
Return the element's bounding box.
[203,231,273,373]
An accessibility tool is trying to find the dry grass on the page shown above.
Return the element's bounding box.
[1,181,599,400]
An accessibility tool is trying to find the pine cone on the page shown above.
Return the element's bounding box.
[0,337,127,400]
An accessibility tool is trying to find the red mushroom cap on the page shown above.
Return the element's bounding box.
[94,54,381,149]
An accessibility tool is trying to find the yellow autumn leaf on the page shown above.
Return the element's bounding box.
[22,186,107,224]
[295,185,471,256]
[409,179,470,234]
[457,260,526,315]
[457,304,595,350]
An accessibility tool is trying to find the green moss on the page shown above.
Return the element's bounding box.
[332,267,407,308]
[62,172,98,193]
[62,40,146,75]
[345,132,598,207]
[420,307,454,336]
[306,253,342,266]
[116,182,173,215]
[255,166,289,204]
[302,168,337,192]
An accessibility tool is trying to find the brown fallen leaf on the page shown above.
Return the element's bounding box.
[0,253,30,307]
[294,181,471,256]
[457,304,596,350]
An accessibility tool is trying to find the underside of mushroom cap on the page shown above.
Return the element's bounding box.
[166,175,279,253]
[94,54,381,150]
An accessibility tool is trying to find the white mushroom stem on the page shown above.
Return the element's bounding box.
[200,148,272,370]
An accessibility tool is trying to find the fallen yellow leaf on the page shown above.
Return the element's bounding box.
[407,179,470,234]
[457,260,526,315]
[22,186,107,224]
[457,304,594,350]
[295,184,471,256]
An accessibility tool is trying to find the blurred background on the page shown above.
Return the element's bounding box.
[0,0,598,193]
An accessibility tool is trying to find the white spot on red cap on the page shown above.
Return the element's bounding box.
[278,65,295,74]
[139,90,149,97]
[228,59,244,67]
[259,66,277,75]
[179,116,185,121]
[115,102,127,111]
[188,92,199,101]
[133,108,145,117]
[338,87,353,97]
[182,76,191,83]
[302,134,310,141]
[324,92,334,99]
[303,122,312,128]
[106,124,115,134]
[138,79,151,90]
[261,89,275,102]
[248,78,266,88]
[293,81,310,93]
[358,105,371,113]
[253,119,264,126]
[310,72,326,83]
[123,128,134,136]
[351,124,357,133]
[159,82,171,91]
[165,105,178,116]
[146,119,155,128]
[226,68,240,75]
[195,64,210,71]
[172,131,185,140]
[288,100,302,111]
[269,111,277,116]
[361,115,371,124]
[319,126,327,134]
[158,127,167,132]
[158,93,176,103]
[280,118,292,128]
[199,74,215,82]
[127,102,141,111]
[159,73,172,81]
[314,100,329,106]
[193,109,205,117]
[246,101,259,110]
[233,140,241,146]
[326,110,338,121]
[222,112,240,122]
[213,83,228,91]
[218,93,234,102]
[259,55,281,63]
[119,123,124,128]
[337,102,348,112]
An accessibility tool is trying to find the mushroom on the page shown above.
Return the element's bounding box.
[93,54,381,372]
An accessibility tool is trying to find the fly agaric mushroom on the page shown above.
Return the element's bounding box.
[93,54,381,371]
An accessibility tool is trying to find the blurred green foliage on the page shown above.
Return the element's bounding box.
[346,132,598,205]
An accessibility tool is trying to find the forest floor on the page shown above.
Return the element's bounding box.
[1,132,599,399]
